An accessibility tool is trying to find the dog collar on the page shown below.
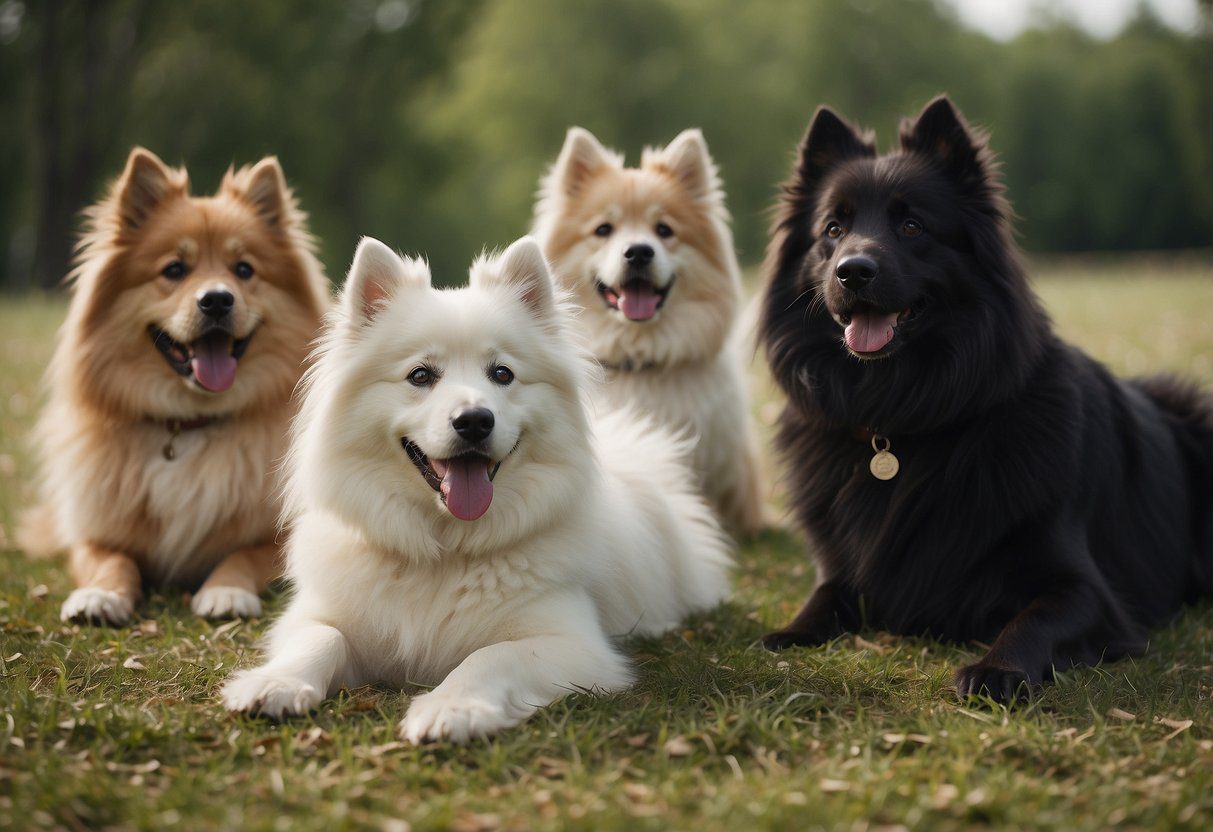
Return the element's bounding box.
[145,415,225,460]
[599,357,660,373]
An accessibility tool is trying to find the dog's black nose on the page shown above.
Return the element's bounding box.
[836,255,878,290]
[624,244,654,267]
[451,406,495,443]
[197,289,235,319]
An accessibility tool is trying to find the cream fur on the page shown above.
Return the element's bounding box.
[222,236,731,743]
[533,128,766,536]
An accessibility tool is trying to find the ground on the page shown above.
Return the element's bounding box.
[1,255,1211,831]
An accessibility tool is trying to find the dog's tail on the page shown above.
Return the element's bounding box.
[15,503,63,559]
[1136,374,1213,596]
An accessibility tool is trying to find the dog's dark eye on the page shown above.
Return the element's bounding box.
[161,261,187,279]
[655,222,674,239]
[825,222,844,240]
[902,218,924,237]
[594,223,613,237]
[490,365,514,386]
[407,367,435,387]
[233,261,255,279]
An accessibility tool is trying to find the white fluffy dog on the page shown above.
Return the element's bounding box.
[222,236,731,742]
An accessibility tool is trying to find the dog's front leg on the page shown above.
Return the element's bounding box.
[222,620,353,719]
[399,598,632,744]
[762,578,859,651]
[192,542,281,619]
[954,581,1102,703]
[61,542,143,625]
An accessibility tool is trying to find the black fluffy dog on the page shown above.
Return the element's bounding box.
[759,95,1213,702]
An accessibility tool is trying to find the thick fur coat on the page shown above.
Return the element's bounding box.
[759,96,1213,702]
[534,128,765,537]
[20,148,329,625]
[222,236,730,742]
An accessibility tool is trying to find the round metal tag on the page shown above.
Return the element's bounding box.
[869,449,899,480]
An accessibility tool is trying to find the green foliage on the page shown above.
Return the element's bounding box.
[0,1,1210,289]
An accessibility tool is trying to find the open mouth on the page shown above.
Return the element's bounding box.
[402,438,509,522]
[596,275,674,322]
[833,301,925,358]
[149,324,256,393]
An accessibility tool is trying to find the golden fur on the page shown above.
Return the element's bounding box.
[534,128,766,536]
[19,148,329,624]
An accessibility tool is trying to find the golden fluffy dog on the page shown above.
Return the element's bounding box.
[534,128,765,536]
[19,148,329,625]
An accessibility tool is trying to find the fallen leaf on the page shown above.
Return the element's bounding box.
[1153,716,1193,741]
[122,657,146,670]
[663,735,694,757]
[450,812,500,832]
[365,741,406,756]
[854,635,890,654]
[932,784,960,809]
[623,783,654,802]
[1107,708,1136,722]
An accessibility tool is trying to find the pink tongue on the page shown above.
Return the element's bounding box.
[439,456,494,521]
[844,312,899,354]
[190,337,238,392]
[617,280,661,322]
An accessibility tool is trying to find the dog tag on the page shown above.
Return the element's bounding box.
[869,435,899,481]
[162,422,182,461]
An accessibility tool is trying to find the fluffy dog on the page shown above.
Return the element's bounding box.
[221,236,730,742]
[534,128,765,536]
[20,147,329,625]
[759,96,1213,702]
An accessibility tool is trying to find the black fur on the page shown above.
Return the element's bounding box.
[759,95,1213,702]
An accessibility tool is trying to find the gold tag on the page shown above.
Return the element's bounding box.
[162,423,182,461]
[869,435,899,480]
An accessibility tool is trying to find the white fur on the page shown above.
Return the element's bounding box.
[192,585,262,619]
[60,587,134,625]
[223,237,731,742]
[533,128,766,535]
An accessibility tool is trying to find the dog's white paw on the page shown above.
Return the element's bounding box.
[191,586,262,619]
[60,588,134,626]
[222,670,321,719]
[398,691,519,744]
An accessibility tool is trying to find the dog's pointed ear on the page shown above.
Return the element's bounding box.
[242,156,291,231]
[343,237,431,323]
[477,236,555,319]
[793,106,876,192]
[116,148,185,232]
[900,96,993,191]
[651,128,716,200]
[549,127,614,199]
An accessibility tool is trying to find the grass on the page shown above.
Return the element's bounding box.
[2,256,1212,831]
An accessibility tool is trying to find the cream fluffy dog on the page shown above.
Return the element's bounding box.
[534,128,765,537]
[222,236,731,742]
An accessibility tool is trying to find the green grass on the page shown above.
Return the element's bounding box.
[2,257,1213,831]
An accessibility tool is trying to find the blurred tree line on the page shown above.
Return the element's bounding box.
[1,0,1209,290]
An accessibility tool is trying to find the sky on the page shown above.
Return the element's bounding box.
[945,0,1202,40]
